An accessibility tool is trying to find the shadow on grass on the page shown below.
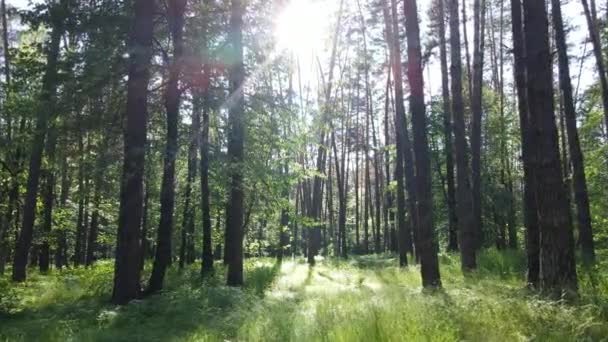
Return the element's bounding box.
[0,259,284,342]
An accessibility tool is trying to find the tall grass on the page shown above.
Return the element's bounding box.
[1,250,607,341]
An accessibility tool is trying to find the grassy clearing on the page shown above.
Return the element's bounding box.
[1,250,607,341]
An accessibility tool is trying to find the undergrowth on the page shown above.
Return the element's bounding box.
[0,249,607,341]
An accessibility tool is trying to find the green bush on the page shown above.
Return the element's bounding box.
[0,277,19,315]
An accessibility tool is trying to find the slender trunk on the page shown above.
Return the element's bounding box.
[354,76,360,249]
[12,11,62,281]
[331,128,347,258]
[112,0,154,304]
[462,0,473,100]
[552,0,595,265]
[364,90,370,254]
[0,0,12,275]
[1,0,10,139]
[180,95,200,269]
[139,176,150,272]
[523,0,577,294]
[39,123,58,272]
[55,153,69,269]
[74,130,88,266]
[470,0,485,250]
[148,0,186,294]
[87,107,108,267]
[383,0,414,266]
[200,4,214,275]
[449,0,476,271]
[437,0,458,252]
[370,104,382,253]
[278,163,290,261]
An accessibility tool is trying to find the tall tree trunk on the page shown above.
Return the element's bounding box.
[112,0,154,305]
[199,0,214,275]
[354,76,361,249]
[0,0,12,275]
[74,129,88,266]
[370,104,382,254]
[39,123,58,273]
[382,0,411,266]
[449,0,476,271]
[180,95,200,269]
[148,0,186,294]
[403,0,442,287]
[511,0,539,287]
[12,5,63,282]
[87,120,109,267]
[225,0,246,284]
[54,153,69,269]
[437,0,458,252]
[363,93,370,254]
[470,0,485,250]
[523,0,577,294]
[551,0,595,265]
[383,66,395,253]
[278,162,290,261]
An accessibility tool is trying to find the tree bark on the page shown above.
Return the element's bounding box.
[523,0,577,294]
[55,153,70,269]
[180,95,200,269]
[382,0,412,266]
[112,0,154,304]
[74,128,88,266]
[403,0,442,287]
[225,0,246,285]
[510,0,539,286]
[436,0,458,252]
[148,0,187,294]
[551,0,595,265]
[470,0,485,250]
[449,0,476,271]
[39,123,58,273]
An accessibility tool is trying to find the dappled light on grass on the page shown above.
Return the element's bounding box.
[2,252,608,341]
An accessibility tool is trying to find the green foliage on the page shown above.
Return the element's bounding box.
[2,251,608,341]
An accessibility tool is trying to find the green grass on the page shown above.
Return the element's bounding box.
[1,250,608,341]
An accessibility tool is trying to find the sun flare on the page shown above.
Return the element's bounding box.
[275,0,326,59]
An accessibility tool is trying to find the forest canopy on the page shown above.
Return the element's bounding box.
[1,0,608,340]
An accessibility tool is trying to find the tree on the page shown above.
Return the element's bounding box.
[522,0,577,294]
[199,0,214,276]
[403,0,441,287]
[179,97,200,269]
[470,0,485,249]
[382,0,415,267]
[435,0,458,252]
[12,1,64,282]
[551,0,595,266]
[112,0,155,304]
[449,0,476,271]
[148,0,187,294]
[510,0,539,287]
[225,0,246,285]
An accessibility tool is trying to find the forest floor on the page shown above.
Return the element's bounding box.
[1,250,608,341]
